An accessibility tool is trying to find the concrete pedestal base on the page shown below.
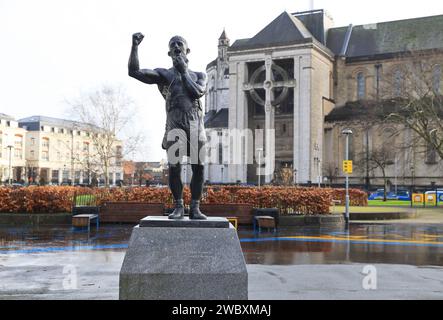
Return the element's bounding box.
[119,217,248,300]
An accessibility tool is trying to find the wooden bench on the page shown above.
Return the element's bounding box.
[72,214,99,232]
[253,216,276,233]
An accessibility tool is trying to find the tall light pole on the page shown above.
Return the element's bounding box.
[7,145,13,185]
[257,147,263,188]
[342,129,353,226]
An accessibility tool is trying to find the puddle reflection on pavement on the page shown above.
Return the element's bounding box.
[0,223,442,266]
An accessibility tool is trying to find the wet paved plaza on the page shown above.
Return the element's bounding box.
[1,222,442,299]
[1,223,442,266]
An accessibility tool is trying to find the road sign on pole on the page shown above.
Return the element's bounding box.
[343,160,353,174]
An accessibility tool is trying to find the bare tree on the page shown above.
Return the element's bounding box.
[323,162,338,186]
[383,51,443,160]
[133,162,153,186]
[66,85,143,187]
[356,144,394,201]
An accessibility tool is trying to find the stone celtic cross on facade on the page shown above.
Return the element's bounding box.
[243,57,296,112]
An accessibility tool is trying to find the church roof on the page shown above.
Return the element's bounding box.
[206,58,217,70]
[324,98,443,122]
[18,115,101,132]
[327,14,443,60]
[204,108,229,128]
[229,11,315,51]
[292,9,328,45]
[219,29,228,41]
[0,113,15,121]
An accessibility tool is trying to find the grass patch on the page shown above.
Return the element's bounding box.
[331,206,409,214]
[368,200,411,207]
[75,194,97,206]
[368,200,443,207]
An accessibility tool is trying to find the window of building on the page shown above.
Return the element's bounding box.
[30,150,35,159]
[51,127,55,133]
[51,170,59,183]
[14,135,23,149]
[433,65,441,94]
[83,142,90,153]
[357,72,366,100]
[394,69,404,97]
[342,129,356,161]
[40,126,44,131]
[42,151,49,161]
[42,137,50,148]
[282,123,287,134]
[218,143,223,164]
[31,138,35,146]
[6,121,10,127]
[14,148,22,160]
[426,142,437,164]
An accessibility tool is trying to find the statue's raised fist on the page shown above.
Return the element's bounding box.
[132,33,144,46]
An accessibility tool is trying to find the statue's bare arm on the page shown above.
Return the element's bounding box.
[128,33,164,85]
[181,71,207,99]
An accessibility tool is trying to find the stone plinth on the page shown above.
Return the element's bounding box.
[119,217,248,300]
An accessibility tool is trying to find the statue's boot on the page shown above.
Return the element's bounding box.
[189,200,207,220]
[168,199,185,220]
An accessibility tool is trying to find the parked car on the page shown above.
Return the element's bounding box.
[368,189,386,200]
[368,189,411,201]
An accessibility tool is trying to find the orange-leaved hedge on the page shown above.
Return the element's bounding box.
[0,186,76,213]
[330,188,368,207]
[0,185,367,215]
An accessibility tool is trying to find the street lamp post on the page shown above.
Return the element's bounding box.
[257,147,263,188]
[221,166,224,184]
[314,157,321,188]
[342,129,353,226]
[7,145,13,185]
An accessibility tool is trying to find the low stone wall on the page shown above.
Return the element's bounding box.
[350,211,418,220]
[200,204,254,225]
[100,202,165,223]
[279,214,345,227]
[0,213,72,226]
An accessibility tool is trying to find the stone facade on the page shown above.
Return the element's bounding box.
[204,9,443,188]
[0,114,27,183]
[1,115,123,185]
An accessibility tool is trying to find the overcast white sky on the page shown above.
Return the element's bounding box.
[1,0,442,161]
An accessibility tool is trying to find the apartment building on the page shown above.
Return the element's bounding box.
[0,113,27,183]
[13,115,124,185]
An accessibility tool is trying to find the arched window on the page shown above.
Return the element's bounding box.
[0,130,3,158]
[357,72,366,100]
[218,143,223,164]
[426,142,437,164]
[433,65,441,94]
[381,128,396,163]
[393,69,404,97]
[342,129,355,161]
